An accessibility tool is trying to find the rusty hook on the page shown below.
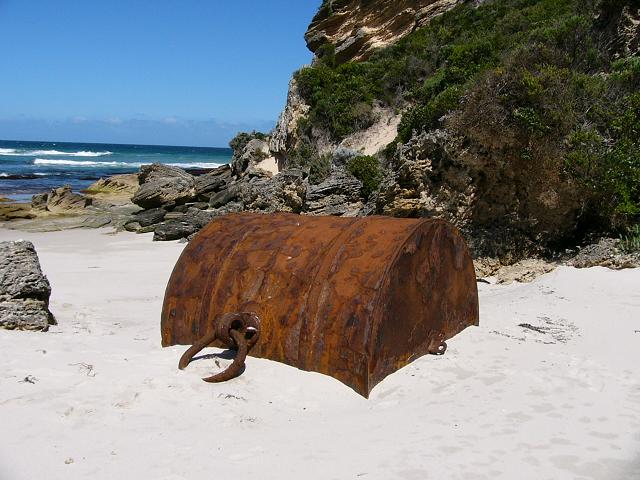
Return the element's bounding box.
[427,331,448,356]
[178,312,261,383]
[202,329,248,383]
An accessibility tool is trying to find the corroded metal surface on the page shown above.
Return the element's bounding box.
[162,212,479,397]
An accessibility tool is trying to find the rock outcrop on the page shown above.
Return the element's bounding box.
[305,167,363,216]
[305,0,464,64]
[132,163,197,209]
[270,78,311,160]
[194,165,233,200]
[84,174,140,202]
[231,139,279,177]
[0,203,36,221]
[239,169,307,214]
[569,238,640,269]
[0,241,55,331]
[372,128,588,258]
[33,185,89,213]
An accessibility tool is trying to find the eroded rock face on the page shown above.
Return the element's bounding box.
[305,167,363,216]
[231,139,278,177]
[194,165,233,200]
[305,0,464,64]
[31,185,89,214]
[84,174,140,201]
[270,78,311,160]
[375,130,474,223]
[0,203,36,221]
[47,185,90,213]
[0,241,55,331]
[240,169,307,214]
[373,128,586,258]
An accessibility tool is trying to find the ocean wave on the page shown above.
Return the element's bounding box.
[0,149,112,157]
[166,162,223,169]
[33,159,132,167]
[29,150,113,157]
[32,159,223,169]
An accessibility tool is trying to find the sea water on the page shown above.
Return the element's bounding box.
[0,140,232,201]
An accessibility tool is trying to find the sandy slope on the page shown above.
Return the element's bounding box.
[0,227,638,480]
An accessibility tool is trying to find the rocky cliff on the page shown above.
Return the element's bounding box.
[306,0,465,64]
[267,0,640,260]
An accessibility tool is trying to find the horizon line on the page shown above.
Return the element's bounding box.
[0,138,235,150]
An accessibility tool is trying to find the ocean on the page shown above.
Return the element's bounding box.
[0,140,232,202]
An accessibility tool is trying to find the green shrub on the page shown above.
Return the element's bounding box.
[296,0,640,231]
[229,131,268,155]
[296,0,605,142]
[287,139,332,185]
[347,155,383,198]
[565,92,640,220]
[620,224,640,253]
[296,63,380,139]
[308,155,332,185]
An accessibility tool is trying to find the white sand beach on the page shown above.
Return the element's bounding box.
[0,227,638,480]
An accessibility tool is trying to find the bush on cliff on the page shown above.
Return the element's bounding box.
[229,131,268,156]
[286,139,332,185]
[295,0,640,236]
[347,155,383,198]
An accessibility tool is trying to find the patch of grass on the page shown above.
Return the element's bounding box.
[620,224,640,253]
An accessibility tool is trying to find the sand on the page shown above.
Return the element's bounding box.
[0,227,638,480]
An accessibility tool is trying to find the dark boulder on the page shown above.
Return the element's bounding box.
[194,165,233,200]
[209,184,241,208]
[153,220,200,242]
[132,207,167,227]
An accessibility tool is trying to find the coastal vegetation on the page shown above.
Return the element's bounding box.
[347,155,383,198]
[620,224,640,252]
[229,131,269,155]
[294,0,640,233]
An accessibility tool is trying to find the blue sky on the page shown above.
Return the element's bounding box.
[0,0,320,147]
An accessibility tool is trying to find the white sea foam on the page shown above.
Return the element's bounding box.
[0,149,112,157]
[165,162,223,169]
[31,159,224,170]
[29,150,113,157]
[0,172,9,177]
[33,159,130,167]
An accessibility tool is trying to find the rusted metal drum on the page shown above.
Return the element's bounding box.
[162,212,478,397]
